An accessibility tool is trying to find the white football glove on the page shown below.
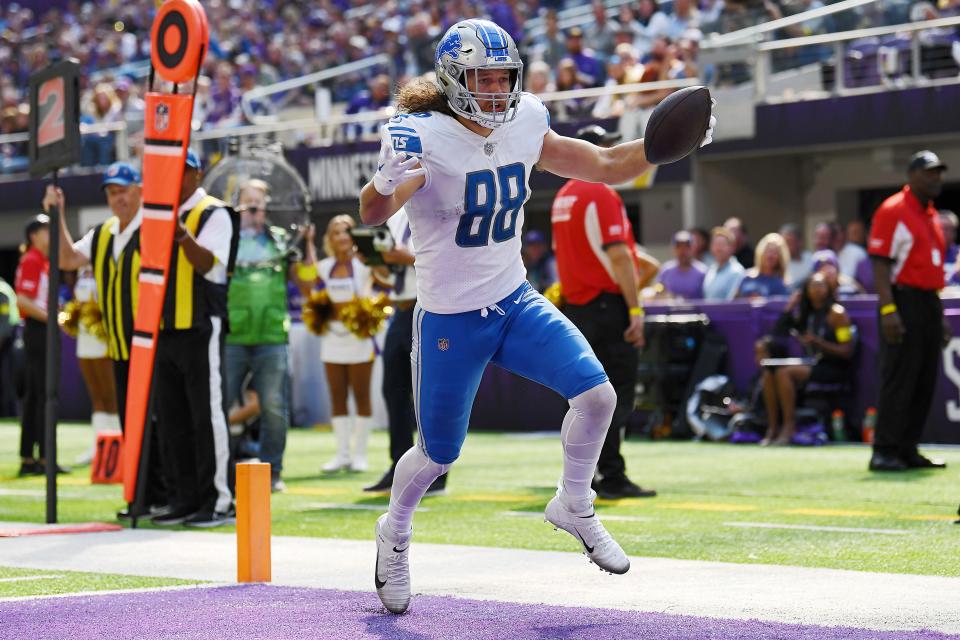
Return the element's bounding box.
[700,99,717,148]
[373,141,426,196]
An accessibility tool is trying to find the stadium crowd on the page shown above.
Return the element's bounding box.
[4,0,956,172]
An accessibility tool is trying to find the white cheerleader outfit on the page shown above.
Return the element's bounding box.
[318,256,376,364]
[74,268,108,360]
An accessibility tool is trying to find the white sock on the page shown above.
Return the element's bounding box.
[386,446,450,539]
[558,382,616,513]
[106,413,121,433]
[351,415,372,465]
[92,411,107,433]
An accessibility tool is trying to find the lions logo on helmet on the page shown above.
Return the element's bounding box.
[434,19,523,129]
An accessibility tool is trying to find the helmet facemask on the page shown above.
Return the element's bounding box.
[445,64,523,129]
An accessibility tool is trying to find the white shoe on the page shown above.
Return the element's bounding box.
[375,513,412,614]
[349,456,368,473]
[544,495,630,575]
[74,447,95,466]
[322,456,350,473]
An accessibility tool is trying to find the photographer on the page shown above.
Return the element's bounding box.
[225,179,315,493]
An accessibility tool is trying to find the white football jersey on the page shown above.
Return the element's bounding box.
[381,93,550,314]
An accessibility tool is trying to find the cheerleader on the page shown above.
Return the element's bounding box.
[72,265,119,465]
[312,215,389,472]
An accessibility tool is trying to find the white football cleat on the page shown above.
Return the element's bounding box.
[321,455,350,473]
[375,514,412,614]
[544,495,630,575]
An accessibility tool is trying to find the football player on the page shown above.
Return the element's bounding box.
[360,18,715,614]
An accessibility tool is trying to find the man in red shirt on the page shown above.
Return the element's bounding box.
[14,214,51,476]
[551,124,655,500]
[867,150,950,472]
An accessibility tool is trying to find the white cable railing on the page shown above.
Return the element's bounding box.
[702,0,879,47]
[240,55,391,126]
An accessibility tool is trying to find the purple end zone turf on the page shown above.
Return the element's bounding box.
[1,584,956,640]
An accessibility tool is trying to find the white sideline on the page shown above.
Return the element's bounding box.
[1,526,958,633]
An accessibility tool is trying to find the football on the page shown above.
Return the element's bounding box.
[642,86,713,165]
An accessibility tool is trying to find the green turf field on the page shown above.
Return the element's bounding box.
[2,422,958,578]
[0,565,201,598]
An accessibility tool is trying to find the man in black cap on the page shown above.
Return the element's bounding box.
[867,150,950,471]
[550,124,656,499]
[14,213,60,476]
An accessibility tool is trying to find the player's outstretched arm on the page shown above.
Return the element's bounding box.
[360,143,425,226]
[537,130,653,185]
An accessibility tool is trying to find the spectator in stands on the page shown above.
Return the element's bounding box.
[206,61,242,129]
[689,227,714,266]
[587,0,618,57]
[554,58,595,121]
[703,226,746,300]
[833,221,868,278]
[0,103,29,174]
[530,9,566,70]
[635,37,677,107]
[81,82,123,167]
[522,230,558,293]
[636,0,671,56]
[656,230,707,299]
[526,61,555,97]
[616,4,646,50]
[780,223,811,287]
[761,272,855,445]
[345,74,392,140]
[813,222,834,252]
[939,210,958,265]
[846,218,867,248]
[564,27,604,87]
[811,249,864,296]
[724,216,755,269]
[666,0,703,40]
[737,232,791,298]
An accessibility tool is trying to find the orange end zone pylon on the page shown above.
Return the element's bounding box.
[122,0,210,509]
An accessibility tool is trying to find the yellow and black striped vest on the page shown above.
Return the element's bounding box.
[161,195,239,331]
[91,217,141,361]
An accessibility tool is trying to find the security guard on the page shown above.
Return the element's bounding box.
[868,150,950,472]
[51,162,170,516]
[551,124,656,500]
[151,150,239,527]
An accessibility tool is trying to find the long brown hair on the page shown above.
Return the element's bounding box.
[396,77,456,118]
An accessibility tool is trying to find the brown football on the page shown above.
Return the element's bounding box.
[642,86,713,165]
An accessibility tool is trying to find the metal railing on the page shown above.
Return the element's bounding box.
[753,15,960,100]
[0,78,695,180]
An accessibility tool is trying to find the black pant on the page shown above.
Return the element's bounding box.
[875,286,943,458]
[114,358,169,506]
[19,319,45,459]
[382,305,416,467]
[564,293,638,481]
[156,320,231,514]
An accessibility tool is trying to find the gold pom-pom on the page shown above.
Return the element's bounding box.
[339,294,394,339]
[79,301,108,342]
[58,300,82,338]
[303,289,333,336]
[544,282,565,308]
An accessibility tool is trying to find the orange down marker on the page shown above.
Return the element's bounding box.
[236,462,272,583]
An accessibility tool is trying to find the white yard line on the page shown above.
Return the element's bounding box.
[724,522,911,535]
[0,581,229,603]
[0,574,64,583]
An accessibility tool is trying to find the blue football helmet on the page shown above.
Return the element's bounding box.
[434,19,523,129]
